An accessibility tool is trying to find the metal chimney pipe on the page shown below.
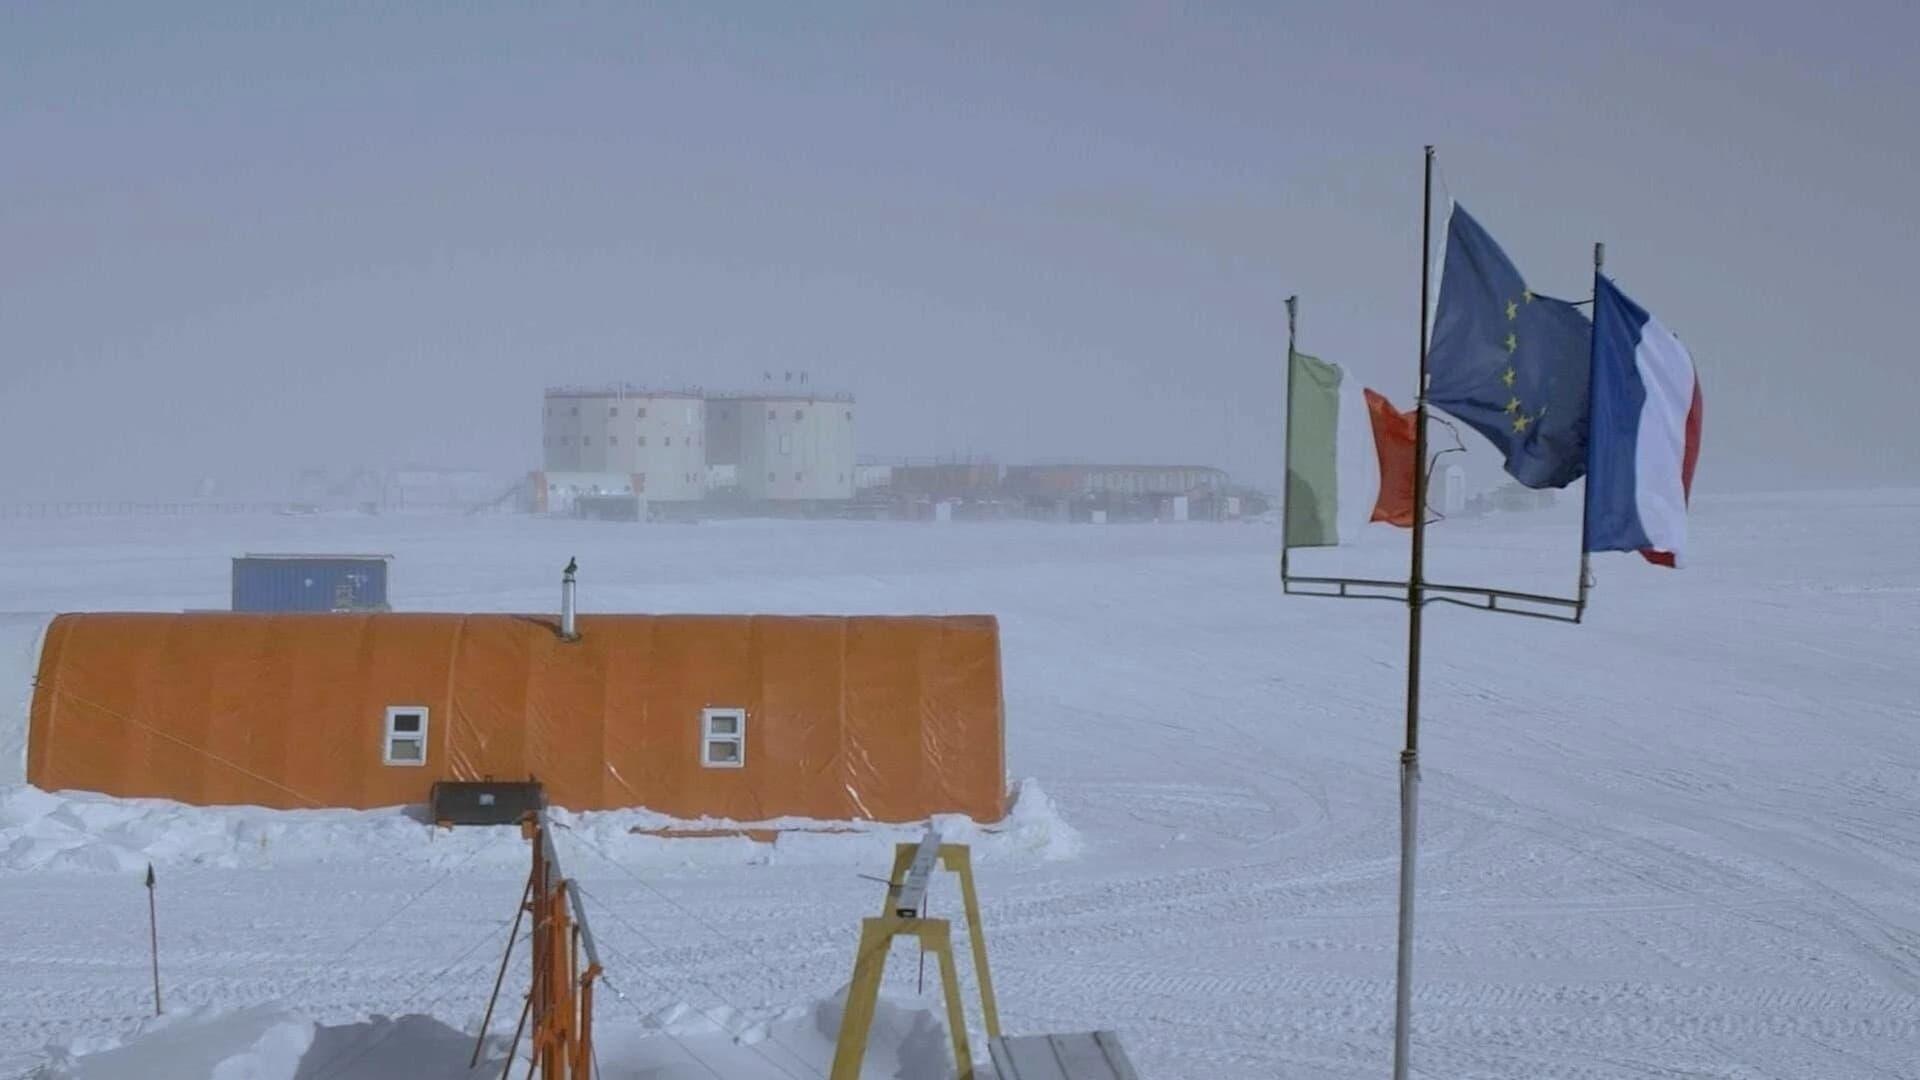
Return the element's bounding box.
[560,556,579,641]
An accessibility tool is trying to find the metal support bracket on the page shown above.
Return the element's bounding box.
[1284,571,1586,624]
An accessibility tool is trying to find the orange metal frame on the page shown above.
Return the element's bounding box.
[479,813,601,1078]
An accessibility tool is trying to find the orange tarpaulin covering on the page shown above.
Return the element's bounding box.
[27,613,1007,822]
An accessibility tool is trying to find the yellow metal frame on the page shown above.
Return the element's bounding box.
[830,842,1000,1080]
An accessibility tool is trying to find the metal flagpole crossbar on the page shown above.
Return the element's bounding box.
[1282,574,1585,622]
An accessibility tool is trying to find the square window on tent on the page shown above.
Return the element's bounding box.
[384,706,428,766]
[702,708,745,768]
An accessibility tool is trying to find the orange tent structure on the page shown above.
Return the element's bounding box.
[26,612,1006,822]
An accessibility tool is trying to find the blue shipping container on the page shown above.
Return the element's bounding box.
[231,554,391,612]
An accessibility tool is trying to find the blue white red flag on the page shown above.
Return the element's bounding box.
[1584,274,1704,567]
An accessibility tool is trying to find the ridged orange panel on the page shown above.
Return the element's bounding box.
[27,612,1006,822]
[842,616,926,822]
[749,616,850,821]
[923,617,1006,820]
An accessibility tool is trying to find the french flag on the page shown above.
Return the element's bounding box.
[1584,274,1704,568]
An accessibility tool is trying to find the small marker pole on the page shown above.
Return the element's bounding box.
[1281,294,1298,582]
[145,863,162,1016]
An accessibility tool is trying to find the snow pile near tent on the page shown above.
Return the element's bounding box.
[592,989,964,1080]
[0,613,52,786]
[562,776,1083,865]
[26,991,966,1080]
[0,778,1079,873]
[0,785,518,873]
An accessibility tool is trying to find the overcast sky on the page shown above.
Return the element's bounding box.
[3,1,1915,500]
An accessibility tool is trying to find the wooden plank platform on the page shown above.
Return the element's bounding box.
[988,1031,1140,1080]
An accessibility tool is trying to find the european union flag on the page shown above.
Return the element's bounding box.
[1428,205,1592,489]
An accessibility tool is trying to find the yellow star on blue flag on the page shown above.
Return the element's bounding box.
[1427,205,1593,490]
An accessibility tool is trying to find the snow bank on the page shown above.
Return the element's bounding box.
[28,1005,521,1080]
[557,777,1083,868]
[0,778,1080,873]
[0,613,53,786]
[26,991,971,1080]
[0,785,526,873]
[590,989,963,1079]
[27,1005,318,1080]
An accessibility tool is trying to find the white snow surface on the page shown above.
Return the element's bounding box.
[2,495,1918,1078]
[24,992,958,1080]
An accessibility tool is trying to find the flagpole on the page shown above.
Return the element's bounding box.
[1391,144,1435,1080]
[1282,294,1299,580]
[1576,242,1604,620]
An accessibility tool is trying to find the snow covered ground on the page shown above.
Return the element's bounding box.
[1,493,1917,1078]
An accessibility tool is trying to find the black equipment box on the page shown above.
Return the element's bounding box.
[430,780,545,826]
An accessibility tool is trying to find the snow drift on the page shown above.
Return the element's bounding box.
[27,990,967,1080]
[0,778,1081,873]
[0,613,53,787]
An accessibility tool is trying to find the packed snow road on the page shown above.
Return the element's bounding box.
[1,491,1916,1078]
